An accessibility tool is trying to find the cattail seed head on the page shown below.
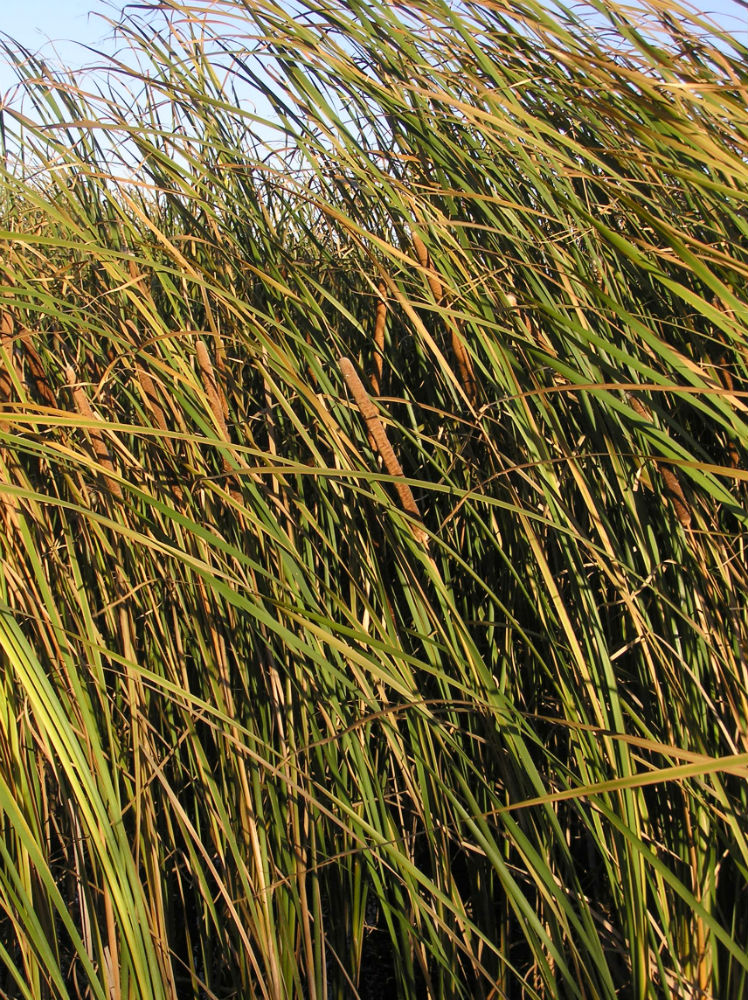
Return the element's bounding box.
[370,281,387,396]
[196,339,230,441]
[66,366,123,500]
[340,356,427,545]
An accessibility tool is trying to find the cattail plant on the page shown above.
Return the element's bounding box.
[0,1,746,999]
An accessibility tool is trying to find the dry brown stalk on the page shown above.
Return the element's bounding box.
[196,339,230,440]
[412,231,477,404]
[340,356,427,545]
[628,393,691,529]
[66,366,123,501]
[370,280,387,395]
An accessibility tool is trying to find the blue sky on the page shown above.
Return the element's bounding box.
[1,0,116,96]
[1,1,114,62]
[1,0,746,97]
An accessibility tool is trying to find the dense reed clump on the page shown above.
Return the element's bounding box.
[1,0,747,997]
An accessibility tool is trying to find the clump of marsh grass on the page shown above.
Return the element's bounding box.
[0,0,747,998]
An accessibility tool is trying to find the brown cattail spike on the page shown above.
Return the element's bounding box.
[340,356,427,546]
[196,339,229,441]
[659,464,692,530]
[450,330,477,405]
[128,257,148,298]
[0,311,18,523]
[1,310,16,403]
[66,366,123,500]
[370,281,387,396]
[196,338,243,502]
[715,354,740,467]
[628,392,691,529]
[628,395,650,421]
[412,231,477,405]
[135,365,168,435]
[19,330,56,407]
[412,233,444,302]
